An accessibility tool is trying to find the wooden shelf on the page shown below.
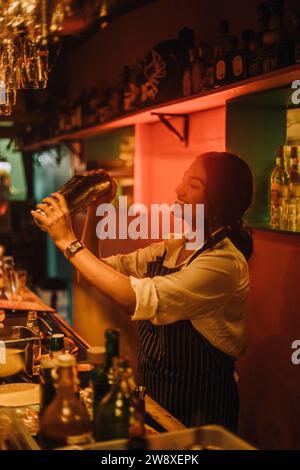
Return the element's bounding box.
[23,64,300,152]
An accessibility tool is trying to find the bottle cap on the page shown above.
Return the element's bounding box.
[50,333,64,351]
[56,353,75,367]
[87,346,105,365]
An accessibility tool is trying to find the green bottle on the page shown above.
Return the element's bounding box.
[104,329,120,371]
[87,346,109,421]
[93,358,131,442]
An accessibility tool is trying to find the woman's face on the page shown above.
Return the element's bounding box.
[174,158,207,229]
[175,158,206,207]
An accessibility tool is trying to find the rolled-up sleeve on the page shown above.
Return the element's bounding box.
[102,241,165,278]
[130,252,240,325]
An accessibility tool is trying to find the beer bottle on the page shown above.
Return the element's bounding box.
[39,354,92,449]
[93,358,131,442]
[87,346,110,420]
[104,328,120,371]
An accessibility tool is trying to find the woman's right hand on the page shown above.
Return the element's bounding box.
[84,169,118,210]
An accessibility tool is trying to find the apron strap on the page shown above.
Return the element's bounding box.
[186,227,228,266]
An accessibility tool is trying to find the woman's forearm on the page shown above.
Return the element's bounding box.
[56,238,136,314]
[81,206,101,257]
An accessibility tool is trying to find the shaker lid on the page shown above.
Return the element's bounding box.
[87,346,106,365]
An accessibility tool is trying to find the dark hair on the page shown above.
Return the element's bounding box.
[199,151,254,260]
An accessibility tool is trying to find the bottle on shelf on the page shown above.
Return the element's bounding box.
[262,2,291,72]
[39,353,92,449]
[241,30,256,78]
[270,145,289,229]
[49,333,65,359]
[190,42,210,94]
[290,10,300,63]
[123,66,140,112]
[288,146,300,232]
[213,19,232,87]
[230,35,246,82]
[248,2,271,77]
[181,28,197,97]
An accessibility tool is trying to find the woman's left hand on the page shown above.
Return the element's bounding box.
[31,192,76,246]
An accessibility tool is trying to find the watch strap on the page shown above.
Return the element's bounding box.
[64,240,85,259]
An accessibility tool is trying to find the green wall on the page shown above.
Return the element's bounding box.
[226,87,290,226]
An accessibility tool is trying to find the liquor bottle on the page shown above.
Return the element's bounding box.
[213,20,232,87]
[181,29,197,97]
[191,43,209,94]
[88,329,119,430]
[93,358,131,442]
[49,333,65,359]
[124,364,145,439]
[39,354,92,449]
[104,328,120,371]
[248,2,271,77]
[87,346,110,421]
[270,145,289,229]
[241,30,255,78]
[181,47,196,97]
[290,10,300,63]
[262,1,291,72]
[39,357,57,416]
[123,66,140,112]
[230,35,246,82]
[288,146,300,231]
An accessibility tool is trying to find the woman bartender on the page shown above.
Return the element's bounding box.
[31,151,253,432]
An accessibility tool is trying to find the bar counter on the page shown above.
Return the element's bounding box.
[0,296,185,436]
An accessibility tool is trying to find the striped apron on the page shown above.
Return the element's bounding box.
[137,229,239,431]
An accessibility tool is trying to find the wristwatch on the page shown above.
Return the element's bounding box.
[64,240,85,259]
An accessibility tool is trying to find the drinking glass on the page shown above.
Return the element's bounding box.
[16,269,27,296]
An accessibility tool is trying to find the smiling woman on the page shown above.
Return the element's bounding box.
[31,151,253,431]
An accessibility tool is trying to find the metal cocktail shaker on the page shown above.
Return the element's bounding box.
[33,171,111,230]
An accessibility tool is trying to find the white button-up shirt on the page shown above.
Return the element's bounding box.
[103,234,249,359]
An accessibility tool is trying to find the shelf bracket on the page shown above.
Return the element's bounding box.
[151,112,189,147]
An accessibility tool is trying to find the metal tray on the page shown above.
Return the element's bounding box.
[74,425,256,450]
[0,327,40,380]
[0,408,39,450]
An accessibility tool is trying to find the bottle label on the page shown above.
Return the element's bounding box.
[216,60,226,81]
[232,55,243,77]
[290,183,300,198]
[66,432,92,446]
